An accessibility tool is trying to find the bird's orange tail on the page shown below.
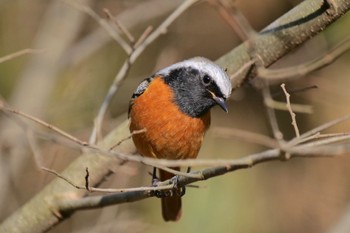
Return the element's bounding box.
[159,168,182,221]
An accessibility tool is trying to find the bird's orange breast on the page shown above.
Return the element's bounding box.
[129,77,210,160]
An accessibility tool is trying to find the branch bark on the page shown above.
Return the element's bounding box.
[0,0,94,218]
[1,0,349,232]
[217,0,350,88]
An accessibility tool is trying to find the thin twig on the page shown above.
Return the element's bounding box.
[290,132,321,145]
[109,128,147,151]
[0,104,88,146]
[103,8,135,43]
[26,129,45,169]
[271,85,318,98]
[133,26,153,49]
[62,0,132,54]
[41,166,174,193]
[27,122,350,168]
[41,167,83,190]
[289,114,350,146]
[89,0,199,144]
[290,144,350,157]
[89,59,130,144]
[229,60,255,83]
[0,103,201,177]
[213,127,278,148]
[264,98,313,114]
[211,0,257,41]
[3,97,350,170]
[4,99,350,169]
[281,83,300,138]
[129,0,199,63]
[63,130,350,167]
[257,36,350,79]
[59,0,183,68]
[262,85,284,143]
[57,139,350,213]
[292,133,350,149]
[4,95,350,213]
[0,48,45,64]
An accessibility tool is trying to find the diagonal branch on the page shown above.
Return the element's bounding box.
[257,36,350,79]
[217,0,350,89]
[89,0,200,144]
[0,48,45,64]
[57,134,350,214]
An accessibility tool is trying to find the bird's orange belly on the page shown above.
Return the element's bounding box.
[129,78,210,160]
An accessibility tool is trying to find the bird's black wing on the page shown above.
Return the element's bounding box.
[128,76,155,118]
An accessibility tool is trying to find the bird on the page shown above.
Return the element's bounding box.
[128,57,232,221]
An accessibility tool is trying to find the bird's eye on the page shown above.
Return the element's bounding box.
[202,75,212,85]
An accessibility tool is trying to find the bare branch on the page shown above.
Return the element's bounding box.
[129,0,199,63]
[57,142,341,214]
[89,0,199,144]
[42,166,174,193]
[257,36,350,79]
[210,0,257,41]
[0,104,88,146]
[41,167,84,190]
[213,127,278,148]
[109,129,147,151]
[229,60,255,85]
[292,133,350,150]
[264,97,313,114]
[281,83,300,138]
[61,0,183,68]
[0,48,45,64]
[0,103,207,176]
[289,114,350,146]
[262,85,285,143]
[218,0,350,89]
[3,98,350,169]
[62,0,132,54]
[133,26,153,49]
[103,8,135,43]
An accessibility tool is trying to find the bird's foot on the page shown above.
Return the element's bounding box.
[170,175,186,197]
[151,175,185,198]
[151,177,165,198]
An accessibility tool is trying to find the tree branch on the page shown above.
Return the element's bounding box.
[89,0,200,144]
[217,0,350,88]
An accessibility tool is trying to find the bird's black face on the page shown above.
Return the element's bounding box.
[163,67,227,118]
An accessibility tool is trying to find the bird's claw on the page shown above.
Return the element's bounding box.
[152,175,185,198]
[171,175,186,197]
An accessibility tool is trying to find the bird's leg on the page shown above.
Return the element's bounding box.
[151,167,159,186]
[151,167,167,198]
[179,166,191,196]
[152,167,192,198]
[173,167,191,197]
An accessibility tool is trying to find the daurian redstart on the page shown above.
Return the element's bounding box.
[128,57,232,221]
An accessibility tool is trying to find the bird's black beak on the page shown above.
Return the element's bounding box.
[213,95,228,113]
[208,90,228,113]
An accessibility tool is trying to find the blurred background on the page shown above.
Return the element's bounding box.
[1,0,350,232]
